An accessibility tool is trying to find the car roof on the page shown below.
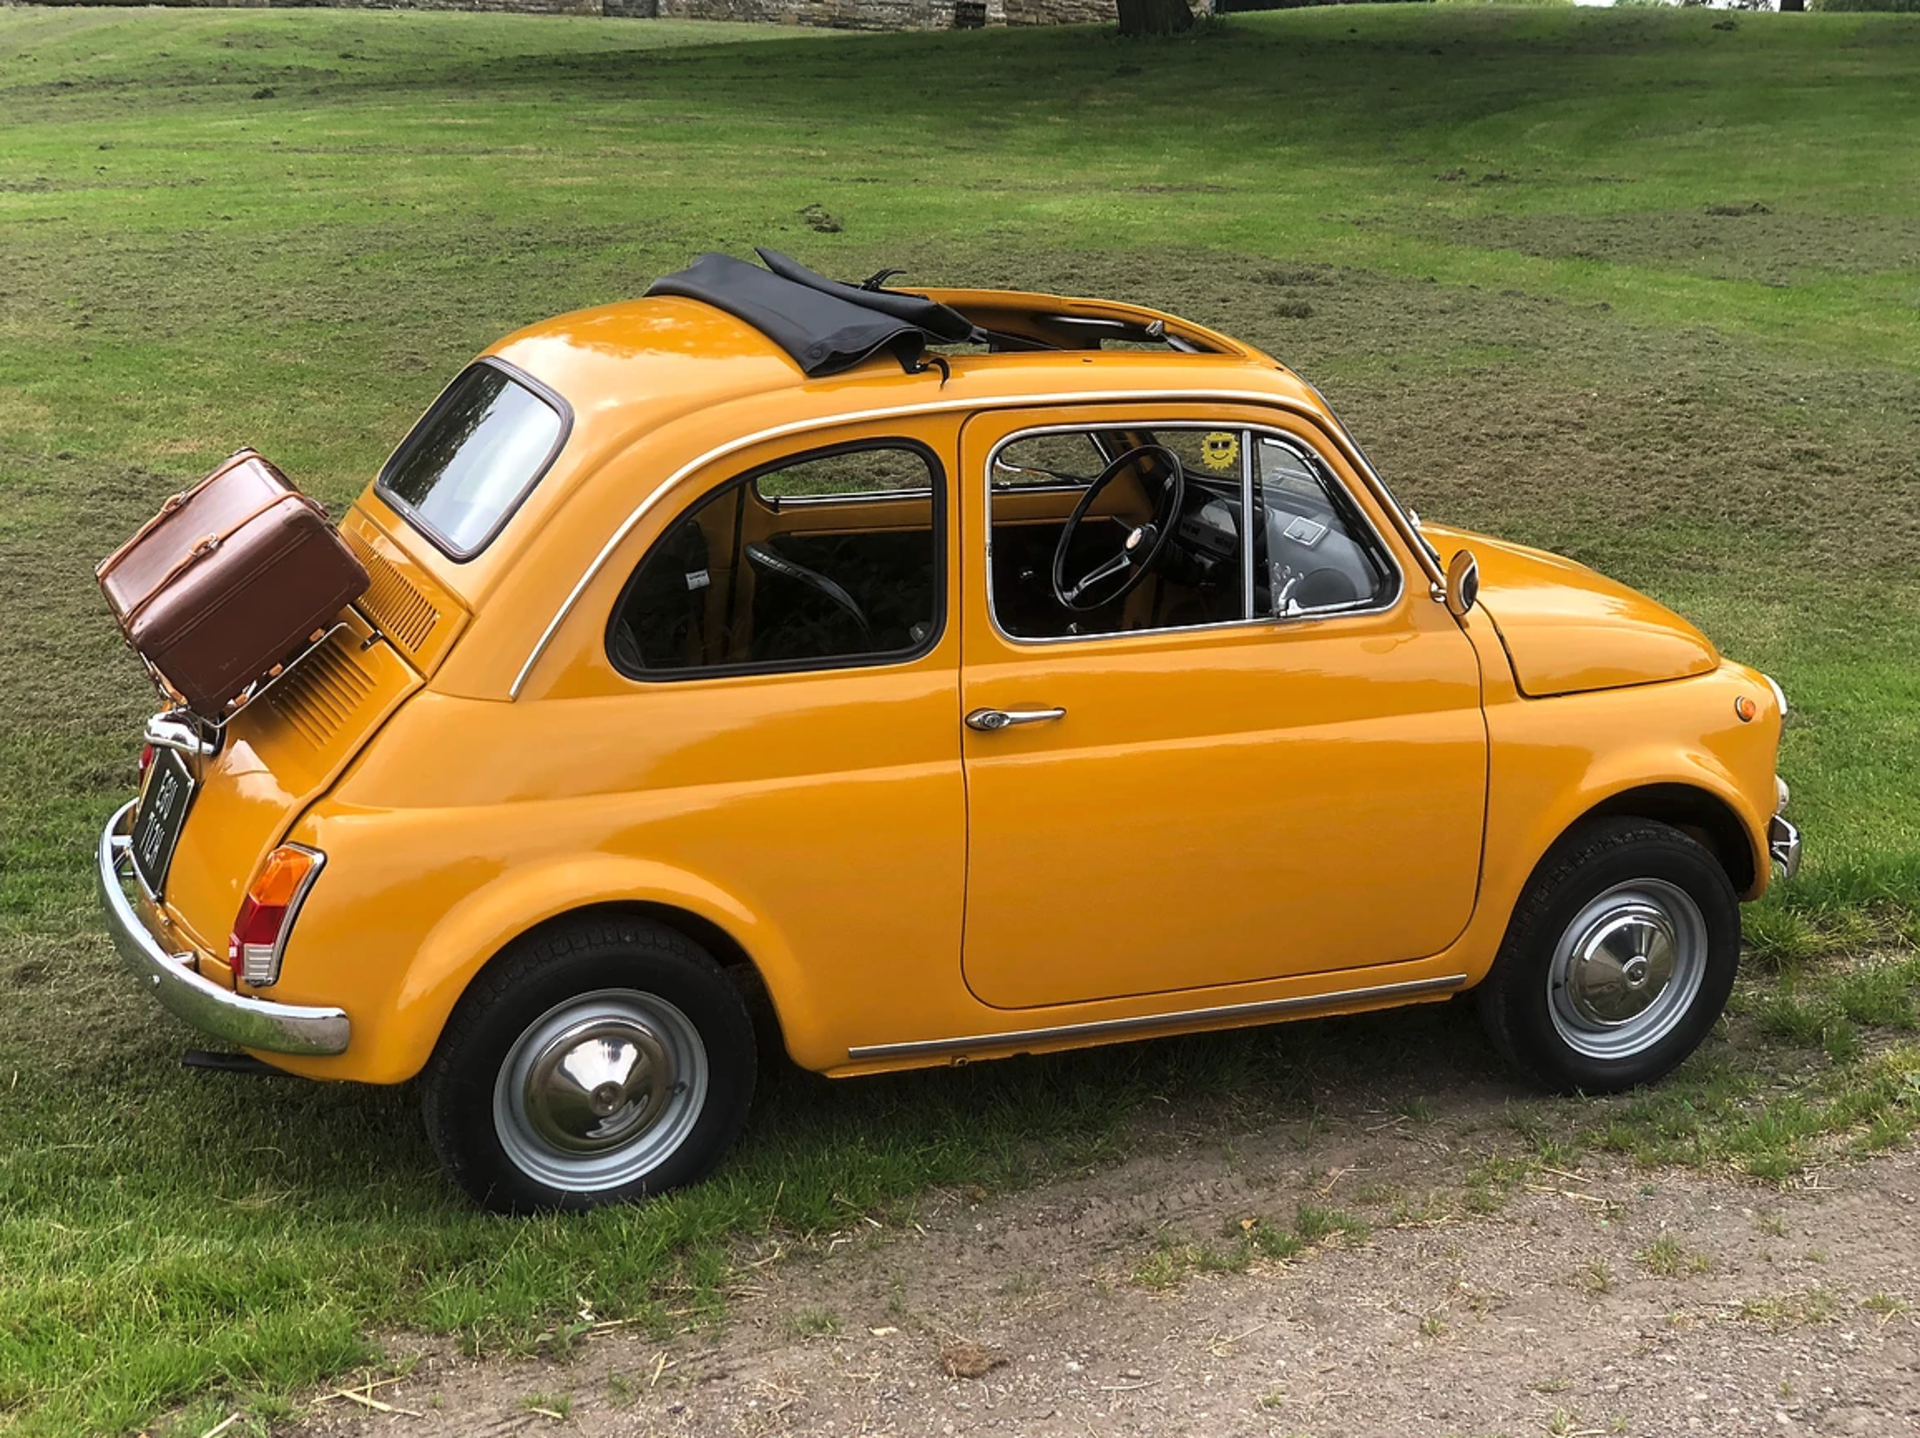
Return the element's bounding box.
[484,287,1332,438]
[386,285,1415,700]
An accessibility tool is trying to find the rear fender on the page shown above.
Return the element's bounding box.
[294,854,810,1084]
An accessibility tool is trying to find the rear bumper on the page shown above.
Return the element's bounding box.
[98,800,350,1057]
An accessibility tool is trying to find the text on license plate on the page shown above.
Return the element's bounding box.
[131,747,195,897]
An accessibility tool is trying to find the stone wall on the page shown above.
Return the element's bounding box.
[47,0,1123,25]
[649,0,1118,26]
[604,0,1118,24]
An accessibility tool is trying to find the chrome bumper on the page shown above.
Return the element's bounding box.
[1769,814,1802,883]
[97,800,350,1057]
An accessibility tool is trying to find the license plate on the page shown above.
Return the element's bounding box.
[131,747,196,898]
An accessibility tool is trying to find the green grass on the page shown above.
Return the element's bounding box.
[1131,1202,1360,1289]
[3,4,1920,1433]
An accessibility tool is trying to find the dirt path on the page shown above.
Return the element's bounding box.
[297,1110,1920,1438]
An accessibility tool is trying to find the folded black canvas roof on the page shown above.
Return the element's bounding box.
[646,250,979,379]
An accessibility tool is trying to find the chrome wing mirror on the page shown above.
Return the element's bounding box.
[1443,548,1480,618]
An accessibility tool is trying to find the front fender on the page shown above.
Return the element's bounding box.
[1458,665,1782,987]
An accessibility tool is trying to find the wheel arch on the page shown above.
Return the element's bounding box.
[1570,782,1758,898]
[509,899,791,1054]
[386,855,820,1084]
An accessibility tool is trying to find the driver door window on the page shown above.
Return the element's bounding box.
[988,426,1248,641]
[1253,436,1396,616]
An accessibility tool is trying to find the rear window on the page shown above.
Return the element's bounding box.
[378,361,569,559]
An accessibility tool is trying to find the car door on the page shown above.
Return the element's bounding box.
[958,403,1487,1012]
[587,419,967,1051]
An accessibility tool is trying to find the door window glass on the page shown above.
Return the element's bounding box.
[988,425,1247,641]
[1252,436,1396,616]
[610,444,942,677]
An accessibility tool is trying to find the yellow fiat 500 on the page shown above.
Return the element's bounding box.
[99,251,1800,1212]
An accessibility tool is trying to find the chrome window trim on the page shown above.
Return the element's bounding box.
[981,420,1405,649]
[760,487,936,510]
[604,436,947,685]
[509,387,1445,699]
[1239,425,1256,621]
[846,973,1468,1062]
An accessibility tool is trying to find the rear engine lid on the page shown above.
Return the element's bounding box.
[157,604,421,964]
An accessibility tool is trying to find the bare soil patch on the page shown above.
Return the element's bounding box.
[1427,209,1920,285]
[292,1114,1920,1437]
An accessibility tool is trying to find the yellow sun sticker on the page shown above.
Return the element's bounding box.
[1201,431,1239,472]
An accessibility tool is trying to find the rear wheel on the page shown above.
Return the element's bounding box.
[1478,818,1740,1094]
[423,916,756,1213]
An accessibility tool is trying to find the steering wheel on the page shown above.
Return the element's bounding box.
[744,541,873,644]
[1050,445,1188,613]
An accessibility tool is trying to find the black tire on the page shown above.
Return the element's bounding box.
[422,915,756,1214]
[1477,818,1740,1095]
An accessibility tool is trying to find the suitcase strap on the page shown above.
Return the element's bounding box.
[95,449,264,581]
[118,489,326,629]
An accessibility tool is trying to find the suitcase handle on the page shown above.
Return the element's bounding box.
[96,448,262,581]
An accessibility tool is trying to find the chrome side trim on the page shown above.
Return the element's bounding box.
[509,385,1412,699]
[845,973,1467,1062]
[1764,673,1789,718]
[97,801,350,1056]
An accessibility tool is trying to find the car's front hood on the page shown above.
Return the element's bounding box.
[1424,524,1718,698]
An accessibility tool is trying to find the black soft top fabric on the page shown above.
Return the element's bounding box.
[646,250,978,378]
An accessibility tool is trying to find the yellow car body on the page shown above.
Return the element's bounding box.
[99,265,1797,1208]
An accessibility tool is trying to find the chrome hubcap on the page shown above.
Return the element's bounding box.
[494,989,708,1192]
[523,1016,673,1154]
[1548,880,1708,1061]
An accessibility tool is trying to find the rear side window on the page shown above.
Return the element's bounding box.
[378,361,569,559]
[609,442,942,679]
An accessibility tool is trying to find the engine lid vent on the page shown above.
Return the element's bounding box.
[336,511,467,672]
[269,630,378,750]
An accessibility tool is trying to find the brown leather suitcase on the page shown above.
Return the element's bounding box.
[97,450,369,717]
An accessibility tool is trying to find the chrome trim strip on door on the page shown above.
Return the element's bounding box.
[509,385,1441,699]
[844,973,1468,1062]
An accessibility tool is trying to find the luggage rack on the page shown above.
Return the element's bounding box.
[142,619,356,756]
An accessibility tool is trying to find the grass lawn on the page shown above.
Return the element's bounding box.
[3,4,1919,1432]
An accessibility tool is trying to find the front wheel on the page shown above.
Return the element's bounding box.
[1477,818,1740,1094]
[423,916,757,1213]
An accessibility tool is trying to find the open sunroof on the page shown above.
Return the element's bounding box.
[647,248,981,379]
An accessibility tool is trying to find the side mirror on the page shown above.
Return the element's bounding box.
[1444,548,1480,618]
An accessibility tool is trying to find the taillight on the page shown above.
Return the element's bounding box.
[138,744,154,782]
[228,845,325,988]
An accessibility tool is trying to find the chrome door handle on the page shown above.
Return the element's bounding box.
[966,706,1066,733]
